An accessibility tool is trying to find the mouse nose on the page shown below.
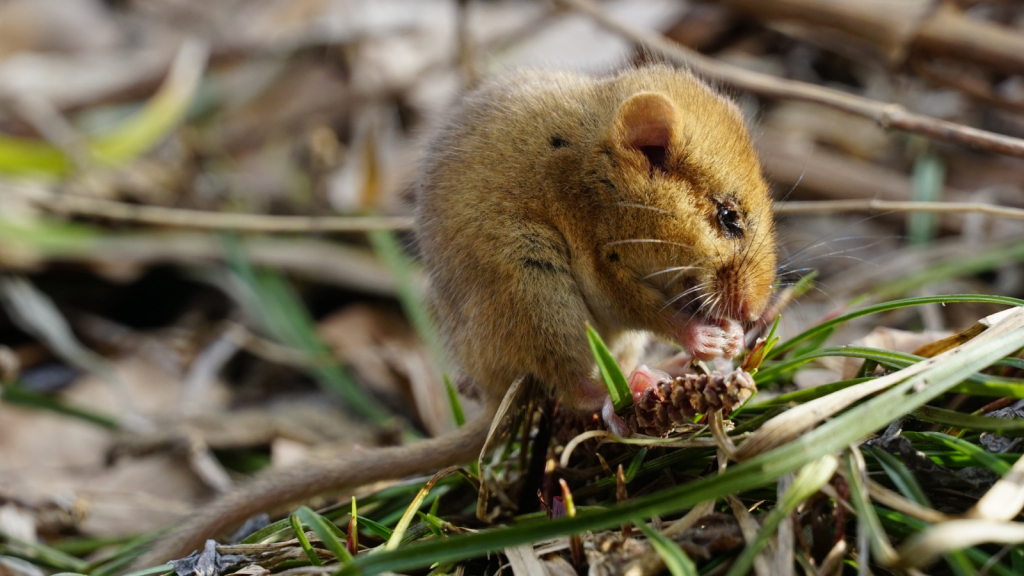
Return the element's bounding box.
[715,274,767,322]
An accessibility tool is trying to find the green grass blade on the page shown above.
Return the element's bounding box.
[747,378,874,408]
[844,450,897,566]
[586,324,632,411]
[624,448,648,483]
[755,345,1024,396]
[238,519,291,544]
[726,455,838,576]
[222,236,394,426]
[864,447,930,507]
[367,229,447,375]
[357,517,393,540]
[335,317,1024,575]
[908,432,1011,474]
[637,523,699,576]
[873,239,1024,300]
[294,506,352,563]
[912,405,1024,436]
[0,531,91,572]
[443,375,465,427]
[0,39,207,175]
[876,507,1016,576]
[110,566,172,576]
[1,382,120,429]
[768,295,1024,359]
[909,152,944,246]
[289,514,323,566]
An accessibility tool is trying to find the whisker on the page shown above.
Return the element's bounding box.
[604,239,698,251]
[777,241,888,271]
[642,266,701,280]
[778,235,891,267]
[660,281,710,312]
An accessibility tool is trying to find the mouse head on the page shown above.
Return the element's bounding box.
[576,84,776,359]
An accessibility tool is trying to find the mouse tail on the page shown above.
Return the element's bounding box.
[137,407,497,567]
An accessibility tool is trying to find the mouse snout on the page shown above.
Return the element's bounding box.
[714,264,771,323]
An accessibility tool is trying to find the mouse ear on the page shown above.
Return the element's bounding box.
[614,92,676,171]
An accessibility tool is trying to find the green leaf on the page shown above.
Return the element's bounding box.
[912,405,1024,436]
[865,447,930,507]
[755,345,1024,396]
[586,324,632,411]
[907,432,1011,475]
[0,531,91,572]
[386,478,450,551]
[909,152,944,246]
[623,448,648,483]
[357,517,393,540]
[222,236,395,426]
[238,518,292,544]
[746,377,874,408]
[768,295,1024,359]
[844,450,897,566]
[873,239,1024,300]
[726,455,839,576]
[1,382,120,429]
[637,523,699,576]
[0,39,208,176]
[289,514,323,566]
[294,506,352,563]
[443,375,465,427]
[106,567,172,576]
[368,228,446,376]
[335,314,1024,576]
[788,270,819,299]
[876,507,1016,576]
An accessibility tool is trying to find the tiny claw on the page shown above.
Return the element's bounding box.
[602,396,631,437]
[680,318,745,361]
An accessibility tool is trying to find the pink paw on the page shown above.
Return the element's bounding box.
[680,318,744,361]
[600,365,671,436]
[627,364,669,401]
[601,397,630,437]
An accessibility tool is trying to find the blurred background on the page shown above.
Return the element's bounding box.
[0,0,1022,551]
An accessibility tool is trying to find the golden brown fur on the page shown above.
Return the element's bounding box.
[140,64,775,565]
[418,65,775,412]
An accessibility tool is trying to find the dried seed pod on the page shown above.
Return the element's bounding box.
[627,369,756,437]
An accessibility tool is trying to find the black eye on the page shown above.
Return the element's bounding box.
[716,200,744,238]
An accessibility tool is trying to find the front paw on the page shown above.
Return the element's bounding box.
[680,318,744,361]
[600,364,671,436]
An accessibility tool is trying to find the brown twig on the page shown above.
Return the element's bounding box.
[559,0,1024,158]
[16,187,414,232]
[775,200,1024,221]
[703,0,1024,75]
[13,183,1024,240]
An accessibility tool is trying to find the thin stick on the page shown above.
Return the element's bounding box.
[20,188,415,232]
[559,0,1024,158]
[16,187,1024,235]
[774,200,1024,220]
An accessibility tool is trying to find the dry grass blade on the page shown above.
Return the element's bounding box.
[865,480,949,524]
[735,307,1024,460]
[504,545,546,576]
[663,501,716,537]
[966,453,1024,522]
[897,520,1024,569]
[14,187,415,233]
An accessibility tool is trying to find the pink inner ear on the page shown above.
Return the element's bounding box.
[618,93,675,151]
